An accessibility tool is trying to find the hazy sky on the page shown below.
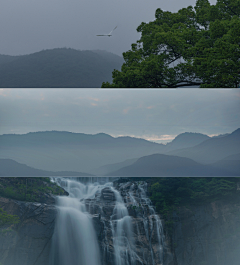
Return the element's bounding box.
[0,0,217,56]
[0,88,239,143]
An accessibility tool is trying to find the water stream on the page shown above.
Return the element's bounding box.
[50,178,165,265]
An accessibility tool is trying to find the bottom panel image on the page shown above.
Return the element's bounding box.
[0,176,240,265]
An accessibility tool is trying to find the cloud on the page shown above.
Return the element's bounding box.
[0,89,10,97]
[40,93,45,101]
[208,134,219,137]
[110,133,177,142]
[144,134,177,141]
[123,107,130,114]
[88,97,100,102]
[0,88,238,137]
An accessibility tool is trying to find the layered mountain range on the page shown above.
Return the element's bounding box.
[0,128,239,176]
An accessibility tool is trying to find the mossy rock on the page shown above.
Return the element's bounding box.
[0,177,68,203]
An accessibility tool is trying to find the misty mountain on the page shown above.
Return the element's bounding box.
[166,128,240,164]
[92,158,138,175]
[91,132,212,174]
[0,48,124,88]
[221,153,240,160]
[1,129,239,174]
[164,132,210,152]
[0,159,93,176]
[0,54,20,65]
[209,153,240,176]
[0,131,165,173]
[106,154,235,176]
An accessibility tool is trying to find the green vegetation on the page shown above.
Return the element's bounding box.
[147,177,240,234]
[0,48,123,88]
[102,0,240,88]
[0,177,66,202]
[0,208,19,227]
[149,177,240,216]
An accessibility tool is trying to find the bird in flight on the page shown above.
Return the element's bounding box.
[96,26,117,37]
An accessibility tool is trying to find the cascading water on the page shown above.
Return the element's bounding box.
[49,179,102,265]
[118,181,165,265]
[50,178,166,265]
[110,187,136,265]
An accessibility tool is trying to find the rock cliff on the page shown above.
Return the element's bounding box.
[0,177,68,265]
[0,197,56,265]
[1,177,240,265]
[171,198,240,265]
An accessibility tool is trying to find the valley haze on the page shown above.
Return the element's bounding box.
[1,128,239,176]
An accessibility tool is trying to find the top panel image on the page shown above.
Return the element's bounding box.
[0,0,239,88]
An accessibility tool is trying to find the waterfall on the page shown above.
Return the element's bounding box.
[110,187,136,265]
[50,178,165,265]
[118,181,165,265]
[49,179,103,265]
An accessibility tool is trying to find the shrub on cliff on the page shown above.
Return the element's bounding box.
[0,208,19,227]
[0,177,66,202]
[149,177,240,217]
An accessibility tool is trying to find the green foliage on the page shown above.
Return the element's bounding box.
[102,0,240,88]
[148,177,240,235]
[0,208,19,227]
[0,177,65,202]
[149,177,239,214]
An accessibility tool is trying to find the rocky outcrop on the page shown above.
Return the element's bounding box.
[0,177,68,265]
[84,181,173,265]
[92,180,240,265]
[170,198,240,265]
[101,187,116,201]
[1,178,240,265]
[0,197,57,265]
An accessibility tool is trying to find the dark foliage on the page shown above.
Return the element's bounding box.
[0,48,123,88]
[102,0,240,88]
[0,177,65,202]
[149,177,240,214]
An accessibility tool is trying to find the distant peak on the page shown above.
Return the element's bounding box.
[231,128,240,135]
[95,133,113,138]
[171,132,209,141]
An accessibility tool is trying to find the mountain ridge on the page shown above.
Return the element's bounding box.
[1,129,239,174]
[0,159,93,176]
[0,48,124,87]
[166,128,240,164]
[106,153,237,176]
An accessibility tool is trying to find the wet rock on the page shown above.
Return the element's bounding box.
[0,197,57,265]
[101,187,116,201]
[171,200,240,265]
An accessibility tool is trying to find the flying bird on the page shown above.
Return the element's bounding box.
[96,26,117,37]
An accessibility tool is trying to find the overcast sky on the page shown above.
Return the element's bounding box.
[0,88,239,143]
[0,0,217,56]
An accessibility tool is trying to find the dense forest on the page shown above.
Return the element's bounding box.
[0,48,123,87]
[144,177,240,233]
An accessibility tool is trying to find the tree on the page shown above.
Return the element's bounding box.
[102,0,240,88]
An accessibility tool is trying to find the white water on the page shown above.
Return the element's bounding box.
[50,179,104,265]
[122,181,165,265]
[110,187,136,265]
[50,178,165,265]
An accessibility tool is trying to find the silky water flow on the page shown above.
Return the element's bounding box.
[49,178,165,265]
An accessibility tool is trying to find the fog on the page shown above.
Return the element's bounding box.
[0,0,217,56]
[0,88,239,143]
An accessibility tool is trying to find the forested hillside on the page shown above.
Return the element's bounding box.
[0,48,123,87]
